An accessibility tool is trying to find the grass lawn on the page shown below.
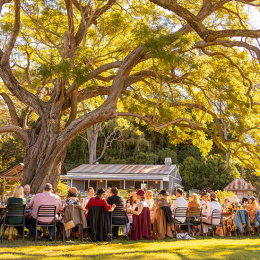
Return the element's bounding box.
[0,233,260,260]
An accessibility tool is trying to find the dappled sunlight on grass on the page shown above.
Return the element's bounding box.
[0,237,260,259]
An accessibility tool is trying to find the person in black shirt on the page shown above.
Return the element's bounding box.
[107,187,125,239]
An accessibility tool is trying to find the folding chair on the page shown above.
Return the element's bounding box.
[62,205,84,242]
[29,205,57,243]
[187,207,204,239]
[1,204,25,243]
[111,207,129,241]
[173,207,188,238]
[203,209,225,237]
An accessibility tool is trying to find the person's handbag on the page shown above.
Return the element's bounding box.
[64,205,75,230]
[215,226,224,237]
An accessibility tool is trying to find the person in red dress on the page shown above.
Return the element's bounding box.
[85,188,116,219]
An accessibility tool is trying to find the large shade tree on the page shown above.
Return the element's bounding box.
[1,0,260,192]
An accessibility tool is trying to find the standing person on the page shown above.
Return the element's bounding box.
[202,192,221,235]
[82,187,95,208]
[25,183,61,241]
[5,186,26,240]
[107,187,125,239]
[170,188,188,223]
[23,184,33,202]
[200,192,208,208]
[246,197,258,231]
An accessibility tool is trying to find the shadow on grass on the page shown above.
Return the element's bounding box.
[0,234,260,260]
[0,244,260,260]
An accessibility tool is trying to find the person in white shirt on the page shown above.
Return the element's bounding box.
[82,187,95,208]
[202,192,221,234]
[200,192,208,208]
[171,188,188,223]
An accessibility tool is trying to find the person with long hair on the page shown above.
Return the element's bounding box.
[126,191,138,209]
[188,193,201,236]
[5,186,26,240]
[127,189,148,215]
[188,193,200,212]
[127,189,151,240]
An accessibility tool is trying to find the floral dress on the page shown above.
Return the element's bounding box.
[224,203,242,231]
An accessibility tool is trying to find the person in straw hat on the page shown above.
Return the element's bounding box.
[62,187,79,207]
[202,192,221,235]
[223,195,241,236]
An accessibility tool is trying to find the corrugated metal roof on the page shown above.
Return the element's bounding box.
[61,173,169,181]
[68,164,175,175]
[224,178,256,191]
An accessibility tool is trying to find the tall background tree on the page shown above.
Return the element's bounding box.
[1,0,260,192]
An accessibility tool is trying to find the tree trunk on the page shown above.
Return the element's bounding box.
[87,123,102,164]
[21,130,67,194]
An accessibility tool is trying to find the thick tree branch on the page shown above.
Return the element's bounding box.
[74,0,116,46]
[65,89,78,128]
[193,39,260,61]
[65,61,122,96]
[0,125,28,142]
[64,0,76,58]
[1,0,20,65]
[0,0,11,14]
[0,93,20,126]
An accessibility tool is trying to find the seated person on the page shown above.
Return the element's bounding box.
[107,187,125,239]
[63,187,79,207]
[242,197,249,209]
[127,189,151,240]
[221,197,230,210]
[127,189,148,215]
[105,187,112,199]
[223,195,241,236]
[23,184,33,202]
[188,193,201,236]
[4,186,26,240]
[126,191,138,209]
[85,188,116,218]
[188,193,200,213]
[200,192,208,208]
[82,187,95,208]
[25,183,61,240]
[146,190,154,209]
[170,188,188,223]
[202,192,221,235]
[152,189,173,239]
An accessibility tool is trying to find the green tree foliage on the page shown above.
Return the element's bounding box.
[180,155,240,191]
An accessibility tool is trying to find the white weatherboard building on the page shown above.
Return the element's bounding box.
[61,158,182,195]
